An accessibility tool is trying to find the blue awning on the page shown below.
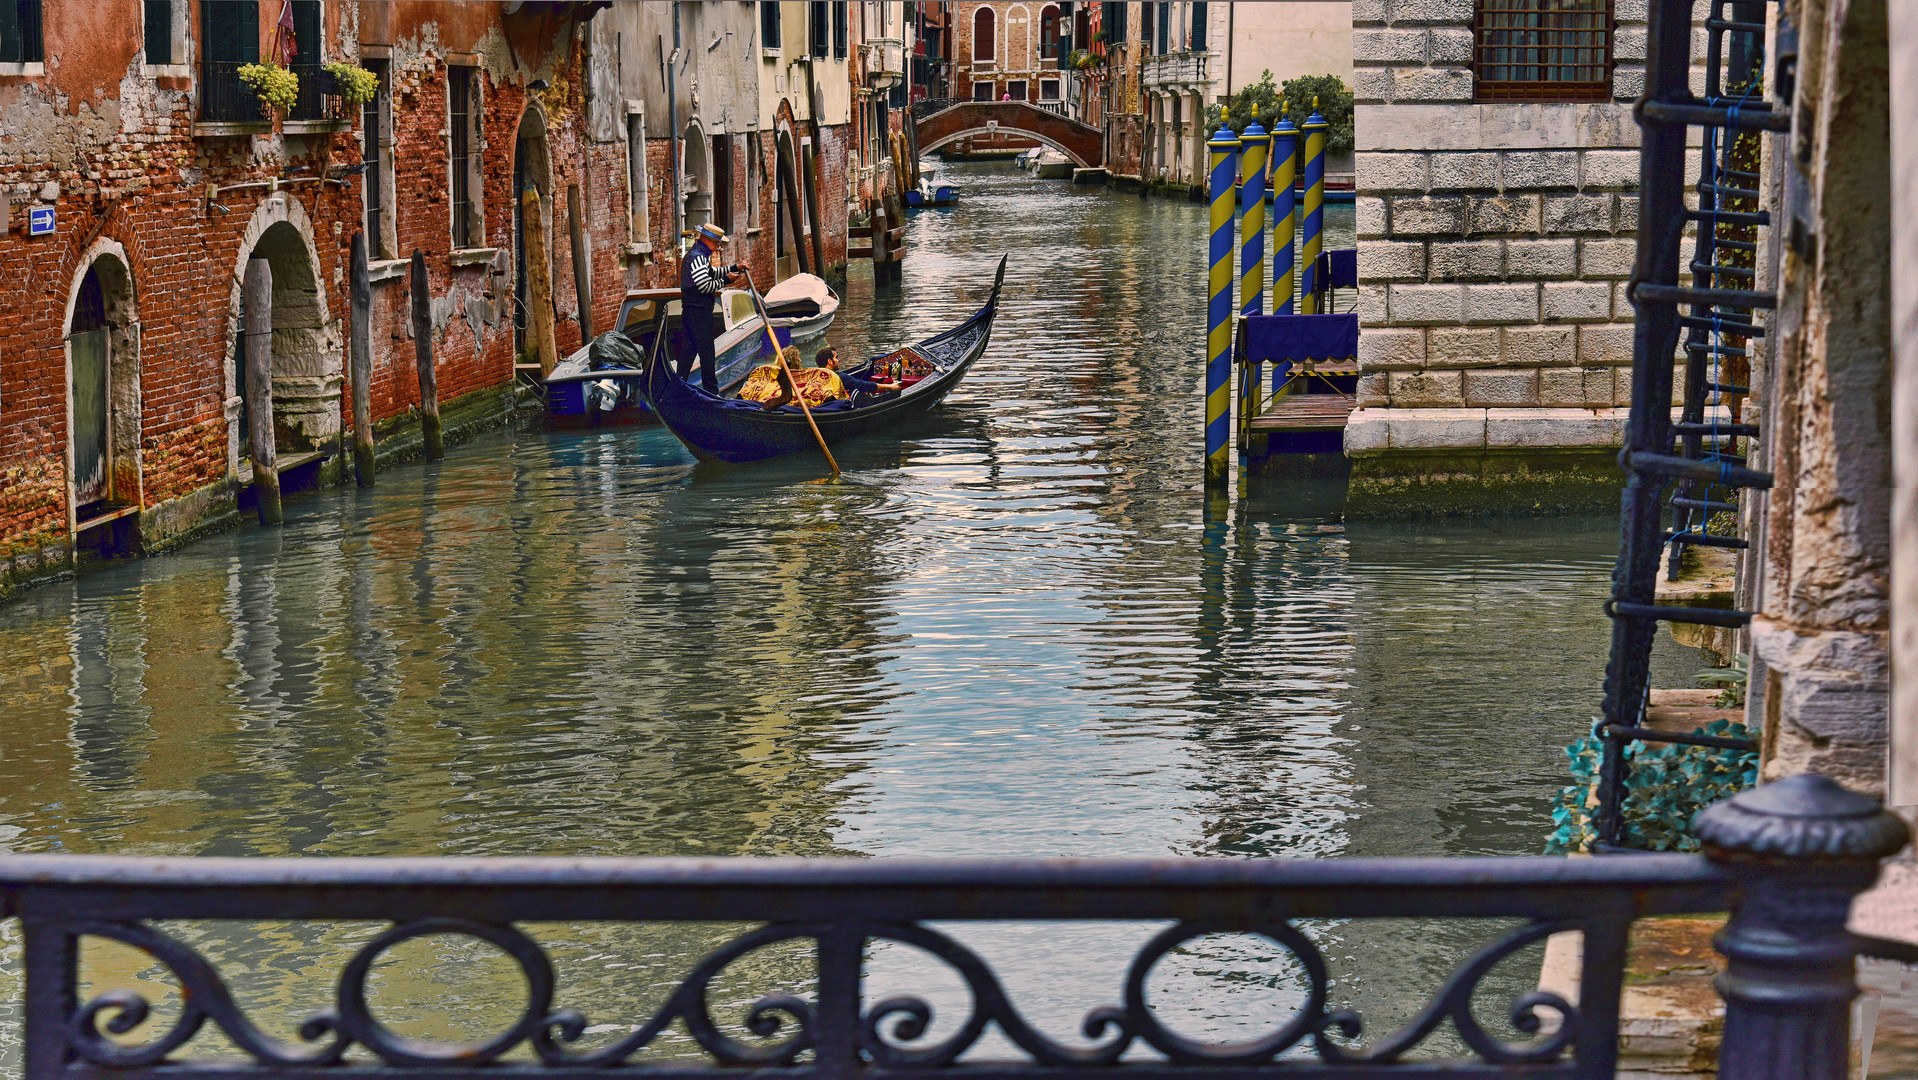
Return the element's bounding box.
[1241,313,1360,364]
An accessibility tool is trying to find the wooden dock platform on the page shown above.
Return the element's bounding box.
[1246,394,1357,436]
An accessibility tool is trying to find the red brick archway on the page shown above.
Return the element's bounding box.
[913,101,1104,168]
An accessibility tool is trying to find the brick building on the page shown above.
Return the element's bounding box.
[0,0,613,602]
[1343,0,1661,512]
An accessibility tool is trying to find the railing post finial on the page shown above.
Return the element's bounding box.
[1696,773,1910,1080]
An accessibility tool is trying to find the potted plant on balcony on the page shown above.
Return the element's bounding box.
[325,62,379,119]
[237,61,300,121]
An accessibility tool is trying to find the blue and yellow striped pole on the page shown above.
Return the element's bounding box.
[1237,120,1268,426]
[1205,125,1240,489]
[1300,98,1328,315]
[1270,106,1298,318]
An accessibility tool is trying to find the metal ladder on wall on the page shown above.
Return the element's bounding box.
[1594,0,1789,849]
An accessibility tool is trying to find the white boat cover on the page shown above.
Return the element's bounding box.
[763,274,838,316]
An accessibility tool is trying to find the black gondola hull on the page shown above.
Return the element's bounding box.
[645,257,1006,464]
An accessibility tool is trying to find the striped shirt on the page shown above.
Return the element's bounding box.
[686,248,726,294]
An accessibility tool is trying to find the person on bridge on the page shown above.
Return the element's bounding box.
[678,222,741,393]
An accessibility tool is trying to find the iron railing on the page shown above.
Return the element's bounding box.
[198,60,265,123]
[0,776,1904,1080]
[197,60,333,124]
[911,97,960,121]
[1594,0,1779,849]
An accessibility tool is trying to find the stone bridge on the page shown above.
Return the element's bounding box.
[912,101,1104,168]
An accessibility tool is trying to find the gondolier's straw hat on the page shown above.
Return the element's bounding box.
[695,222,730,245]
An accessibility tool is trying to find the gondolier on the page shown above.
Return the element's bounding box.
[679,223,742,393]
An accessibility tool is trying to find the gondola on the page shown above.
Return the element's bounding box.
[644,255,1007,464]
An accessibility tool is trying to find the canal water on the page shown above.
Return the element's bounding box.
[0,163,1698,1069]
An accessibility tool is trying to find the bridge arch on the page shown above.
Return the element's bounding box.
[917,126,1093,169]
[911,101,1104,171]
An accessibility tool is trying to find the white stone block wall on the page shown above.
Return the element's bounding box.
[1347,0,1685,457]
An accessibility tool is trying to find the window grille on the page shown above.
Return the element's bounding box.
[448,65,474,249]
[1593,0,1782,850]
[1473,0,1612,103]
[0,0,42,63]
[362,58,390,254]
[143,0,172,64]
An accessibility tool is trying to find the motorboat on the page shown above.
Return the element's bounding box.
[1033,151,1073,179]
[905,162,959,208]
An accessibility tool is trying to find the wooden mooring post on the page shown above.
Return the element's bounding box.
[567,184,593,341]
[243,256,282,525]
[349,233,376,486]
[408,250,444,461]
[522,188,559,376]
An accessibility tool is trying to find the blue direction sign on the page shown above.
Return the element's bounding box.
[28,205,54,236]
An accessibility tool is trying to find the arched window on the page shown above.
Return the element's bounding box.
[973,7,995,65]
[1039,6,1060,61]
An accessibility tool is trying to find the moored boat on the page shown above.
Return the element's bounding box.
[644,256,1008,464]
[760,273,840,346]
[545,286,781,426]
[1033,152,1072,179]
[904,163,960,208]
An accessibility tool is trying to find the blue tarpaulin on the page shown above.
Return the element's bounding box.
[1241,313,1360,364]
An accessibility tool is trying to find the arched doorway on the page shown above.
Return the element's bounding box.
[682,120,713,233]
[228,219,335,472]
[514,108,552,357]
[773,126,803,280]
[65,251,141,542]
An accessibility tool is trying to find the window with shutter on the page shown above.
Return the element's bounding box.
[833,3,846,58]
[1190,2,1205,50]
[760,1,780,50]
[200,0,260,121]
[0,0,44,64]
[809,2,828,58]
[144,0,172,64]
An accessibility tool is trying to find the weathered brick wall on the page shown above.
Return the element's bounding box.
[1344,0,1665,510]
[0,2,362,593]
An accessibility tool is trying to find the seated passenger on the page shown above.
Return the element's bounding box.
[737,347,802,409]
[817,347,902,398]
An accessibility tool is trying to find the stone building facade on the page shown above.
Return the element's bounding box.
[1343,0,1657,513]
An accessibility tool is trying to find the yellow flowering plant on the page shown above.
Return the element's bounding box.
[237,62,300,115]
[325,62,379,106]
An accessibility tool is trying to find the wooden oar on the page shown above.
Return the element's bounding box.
[740,268,840,478]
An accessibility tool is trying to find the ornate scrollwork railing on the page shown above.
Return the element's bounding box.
[0,776,1906,1080]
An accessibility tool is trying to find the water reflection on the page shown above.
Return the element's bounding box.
[0,164,1696,1067]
